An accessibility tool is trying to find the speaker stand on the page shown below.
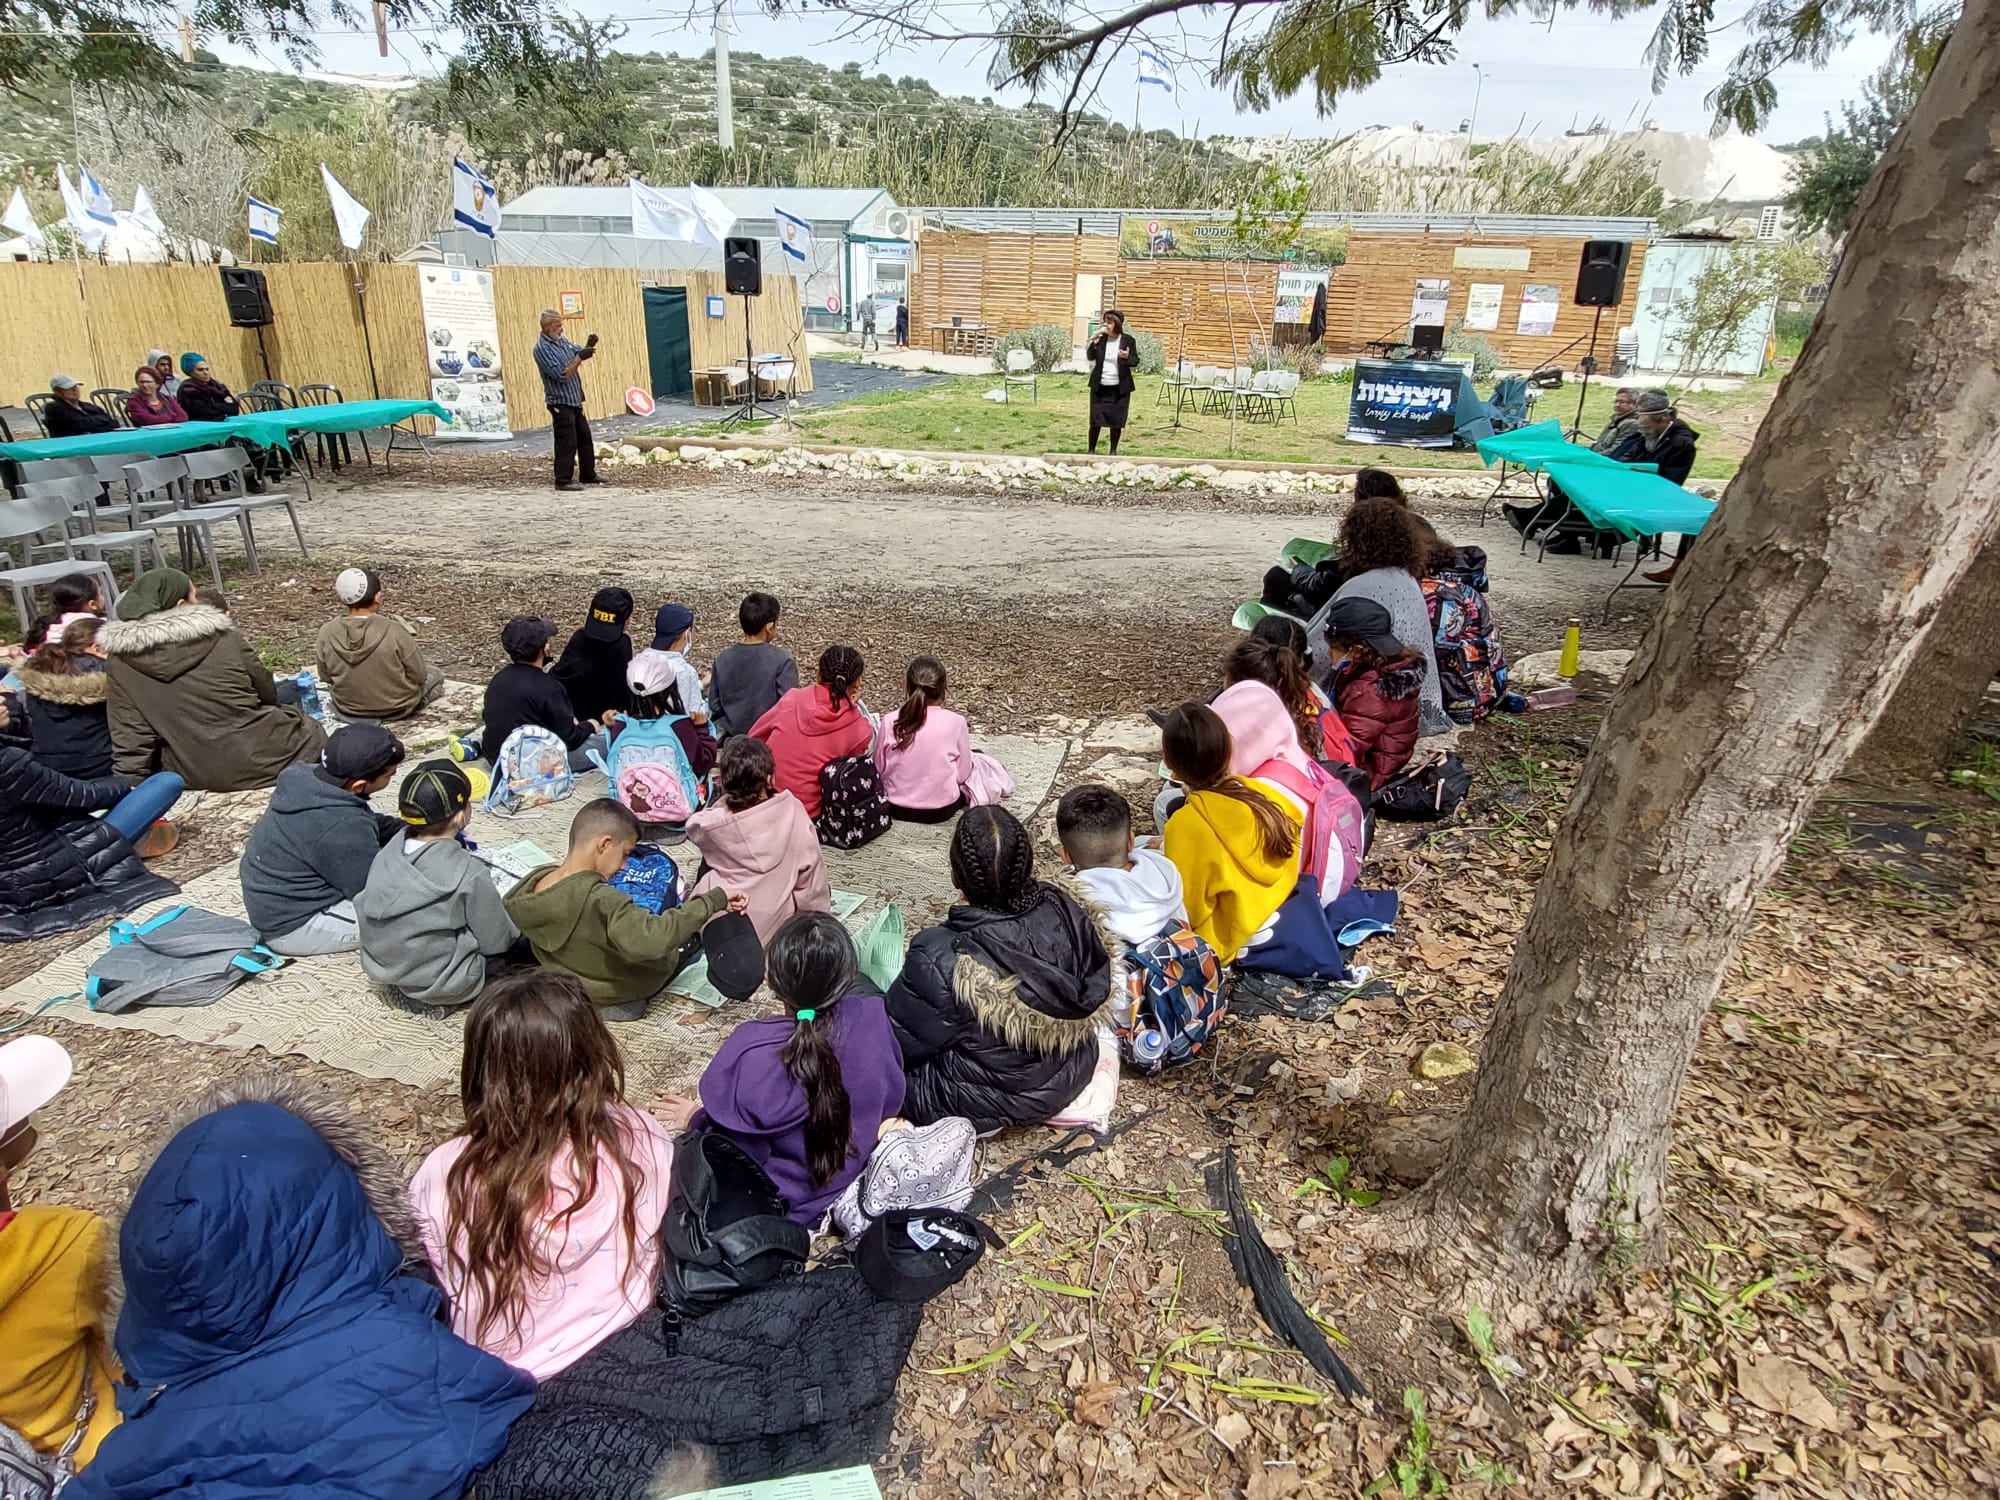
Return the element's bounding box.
[1569,303,1606,441]
[718,292,777,429]
[254,324,274,385]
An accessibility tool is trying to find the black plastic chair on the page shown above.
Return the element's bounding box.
[234,391,306,481]
[297,382,367,469]
[22,393,53,437]
[249,380,297,408]
[89,389,133,427]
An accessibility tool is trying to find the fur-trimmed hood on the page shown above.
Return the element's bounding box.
[946,873,1118,1056]
[98,603,233,674]
[12,661,107,706]
[1375,657,1425,702]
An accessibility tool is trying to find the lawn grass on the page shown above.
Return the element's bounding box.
[713,370,1765,480]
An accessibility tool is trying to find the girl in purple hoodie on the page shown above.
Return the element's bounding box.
[657,911,906,1225]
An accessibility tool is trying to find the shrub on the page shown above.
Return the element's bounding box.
[1442,320,1502,380]
[1130,328,1165,375]
[990,324,1072,373]
[1250,339,1326,378]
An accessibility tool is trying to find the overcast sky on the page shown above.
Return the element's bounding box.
[226,0,1892,146]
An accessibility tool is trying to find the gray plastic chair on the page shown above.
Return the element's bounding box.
[16,475,164,578]
[0,494,120,627]
[182,446,306,559]
[126,455,256,591]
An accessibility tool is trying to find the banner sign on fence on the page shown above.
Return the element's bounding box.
[1118,216,1349,266]
[1345,359,1463,448]
[1275,267,1330,325]
[418,266,512,440]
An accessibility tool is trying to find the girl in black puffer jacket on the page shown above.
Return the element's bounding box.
[885,807,1115,1131]
[14,616,113,779]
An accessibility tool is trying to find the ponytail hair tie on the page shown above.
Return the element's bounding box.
[795,1008,816,1023]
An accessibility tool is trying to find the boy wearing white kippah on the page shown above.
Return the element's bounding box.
[315,566,445,721]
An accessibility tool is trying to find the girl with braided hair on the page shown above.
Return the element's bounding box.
[885,806,1119,1130]
[747,643,875,819]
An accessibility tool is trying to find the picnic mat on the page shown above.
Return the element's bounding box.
[0,732,1069,1099]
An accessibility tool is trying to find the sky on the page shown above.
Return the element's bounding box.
[218,0,1894,147]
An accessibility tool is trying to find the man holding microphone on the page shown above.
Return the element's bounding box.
[535,307,599,492]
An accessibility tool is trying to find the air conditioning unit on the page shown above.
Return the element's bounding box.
[443,251,467,266]
[882,208,913,240]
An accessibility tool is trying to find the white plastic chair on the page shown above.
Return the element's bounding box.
[1268,371,1301,423]
[14,475,163,578]
[182,447,308,561]
[0,495,120,627]
[1003,348,1038,404]
[126,455,256,591]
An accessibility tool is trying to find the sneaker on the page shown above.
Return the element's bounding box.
[601,999,649,1022]
[445,733,480,764]
[555,481,585,493]
[134,820,179,860]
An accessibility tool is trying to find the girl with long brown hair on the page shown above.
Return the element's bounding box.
[1159,703,1302,963]
[409,971,674,1378]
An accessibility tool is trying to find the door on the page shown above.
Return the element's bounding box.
[643,286,693,399]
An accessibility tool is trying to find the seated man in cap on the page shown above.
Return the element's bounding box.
[239,723,408,956]
[42,375,120,439]
[1505,390,1699,555]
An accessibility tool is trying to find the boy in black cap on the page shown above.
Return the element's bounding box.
[355,760,524,1007]
[551,586,634,724]
[476,615,620,772]
[240,723,407,955]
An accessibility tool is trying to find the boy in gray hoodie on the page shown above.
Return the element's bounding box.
[356,760,521,1007]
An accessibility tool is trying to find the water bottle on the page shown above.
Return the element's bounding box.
[293,670,324,721]
[1130,1028,1167,1067]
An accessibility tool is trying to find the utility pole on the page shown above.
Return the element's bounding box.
[713,0,735,152]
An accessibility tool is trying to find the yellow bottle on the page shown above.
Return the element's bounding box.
[1558,618,1582,679]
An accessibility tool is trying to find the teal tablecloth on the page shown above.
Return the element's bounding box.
[0,421,241,462]
[1542,457,1715,540]
[1476,421,1657,476]
[0,400,451,463]
[228,399,451,446]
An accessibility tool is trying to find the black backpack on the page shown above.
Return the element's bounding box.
[661,1130,808,1317]
[814,754,892,850]
[1372,751,1472,822]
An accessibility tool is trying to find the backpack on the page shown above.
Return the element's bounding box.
[1373,750,1472,822]
[76,906,285,1014]
[662,1130,810,1318]
[1117,922,1227,1073]
[486,724,575,816]
[0,1351,94,1500]
[814,755,891,850]
[1424,563,1507,724]
[608,843,683,914]
[829,1116,978,1239]
[602,715,703,827]
[1254,759,1367,902]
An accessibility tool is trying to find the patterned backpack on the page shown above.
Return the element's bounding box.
[486,724,575,816]
[829,1116,978,1238]
[1424,561,1508,724]
[1116,923,1227,1073]
[815,755,892,850]
[602,715,703,828]
[608,843,684,914]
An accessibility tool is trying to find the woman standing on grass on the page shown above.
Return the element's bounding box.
[1085,310,1137,456]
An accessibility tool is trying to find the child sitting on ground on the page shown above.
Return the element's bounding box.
[655,910,907,1225]
[552,586,634,725]
[239,723,407,956]
[1319,597,1422,789]
[47,573,105,629]
[504,797,744,1018]
[476,616,618,771]
[356,760,523,1008]
[410,971,677,1379]
[709,591,797,739]
[316,568,446,722]
[628,603,709,727]
[624,653,718,780]
[748,645,875,820]
[0,1036,122,1473]
[1232,618,1359,768]
[686,736,832,942]
[14,616,112,780]
[874,656,1011,820]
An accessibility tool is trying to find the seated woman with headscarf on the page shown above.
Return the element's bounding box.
[126,366,188,427]
[173,353,240,423]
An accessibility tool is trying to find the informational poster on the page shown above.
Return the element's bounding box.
[417,265,511,440]
[1464,282,1504,331]
[1410,278,1451,328]
[1345,359,1464,448]
[1275,267,1330,324]
[1516,284,1561,337]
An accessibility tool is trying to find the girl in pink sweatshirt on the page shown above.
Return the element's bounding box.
[687,737,833,942]
[874,656,1012,820]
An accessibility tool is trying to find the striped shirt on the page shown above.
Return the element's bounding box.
[535,332,586,407]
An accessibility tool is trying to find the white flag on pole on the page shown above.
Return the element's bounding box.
[3,186,42,243]
[685,182,735,251]
[773,205,812,267]
[80,168,118,228]
[452,157,501,238]
[247,196,282,245]
[629,179,702,242]
[131,185,167,238]
[1137,45,1175,96]
[56,165,104,251]
[320,164,371,250]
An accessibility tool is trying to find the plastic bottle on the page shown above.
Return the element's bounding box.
[1526,685,1577,711]
[1130,1028,1167,1066]
[1557,618,1582,679]
[293,670,324,722]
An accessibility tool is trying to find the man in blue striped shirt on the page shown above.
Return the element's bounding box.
[535,308,599,491]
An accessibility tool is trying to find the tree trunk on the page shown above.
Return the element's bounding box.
[1847,540,2000,778]
[1391,9,2000,1318]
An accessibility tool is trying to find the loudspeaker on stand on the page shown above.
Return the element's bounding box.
[220,266,274,328]
[1574,241,1630,307]
[723,237,763,298]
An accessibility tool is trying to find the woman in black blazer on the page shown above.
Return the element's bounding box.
[1085,310,1137,455]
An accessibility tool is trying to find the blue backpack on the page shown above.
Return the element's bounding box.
[608,844,684,914]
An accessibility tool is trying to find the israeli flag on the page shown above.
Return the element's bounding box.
[774,205,812,266]
[246,196,282,245]
[1137,45,1174,96]
[452,157,500,239]
[80,167,117,228]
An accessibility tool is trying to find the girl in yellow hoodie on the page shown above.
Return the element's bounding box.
[1159,704,1301,962]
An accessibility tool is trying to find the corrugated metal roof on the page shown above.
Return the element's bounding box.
[501,184,894,226]
[918,207,1657,240]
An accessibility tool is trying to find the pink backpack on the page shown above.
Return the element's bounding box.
[1255,758,1366,901]
[617,763,695,824]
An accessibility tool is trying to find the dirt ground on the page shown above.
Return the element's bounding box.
[12,454,1994,1499]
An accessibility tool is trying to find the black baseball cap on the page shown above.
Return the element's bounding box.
[1324,597,1406,659]
[321,723,406,782]
[501,615,558,662]
[701,911,765,1002]
[582,587,634,643]
[856,1208,999,1303]
[398,759,473,826]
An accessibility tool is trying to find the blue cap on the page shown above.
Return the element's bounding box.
[650,602,694,649]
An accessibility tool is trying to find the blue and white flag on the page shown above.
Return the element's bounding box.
[56,165,104,252]
[1137,45,1175,97]
[246,196,282,245]
[80,168,118,228]
[452,157,500,239]
[773,205,812,266]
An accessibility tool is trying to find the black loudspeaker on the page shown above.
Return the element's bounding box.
[1574,240,1631,307]
[723,237,762,297]
[220,266,273,327]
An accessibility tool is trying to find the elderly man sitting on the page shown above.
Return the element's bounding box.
[1591,387,1641,453]
[42,375,121,438]
[1504,388,1703,555]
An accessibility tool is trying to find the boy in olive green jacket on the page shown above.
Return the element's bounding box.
[505,798,745,1017]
